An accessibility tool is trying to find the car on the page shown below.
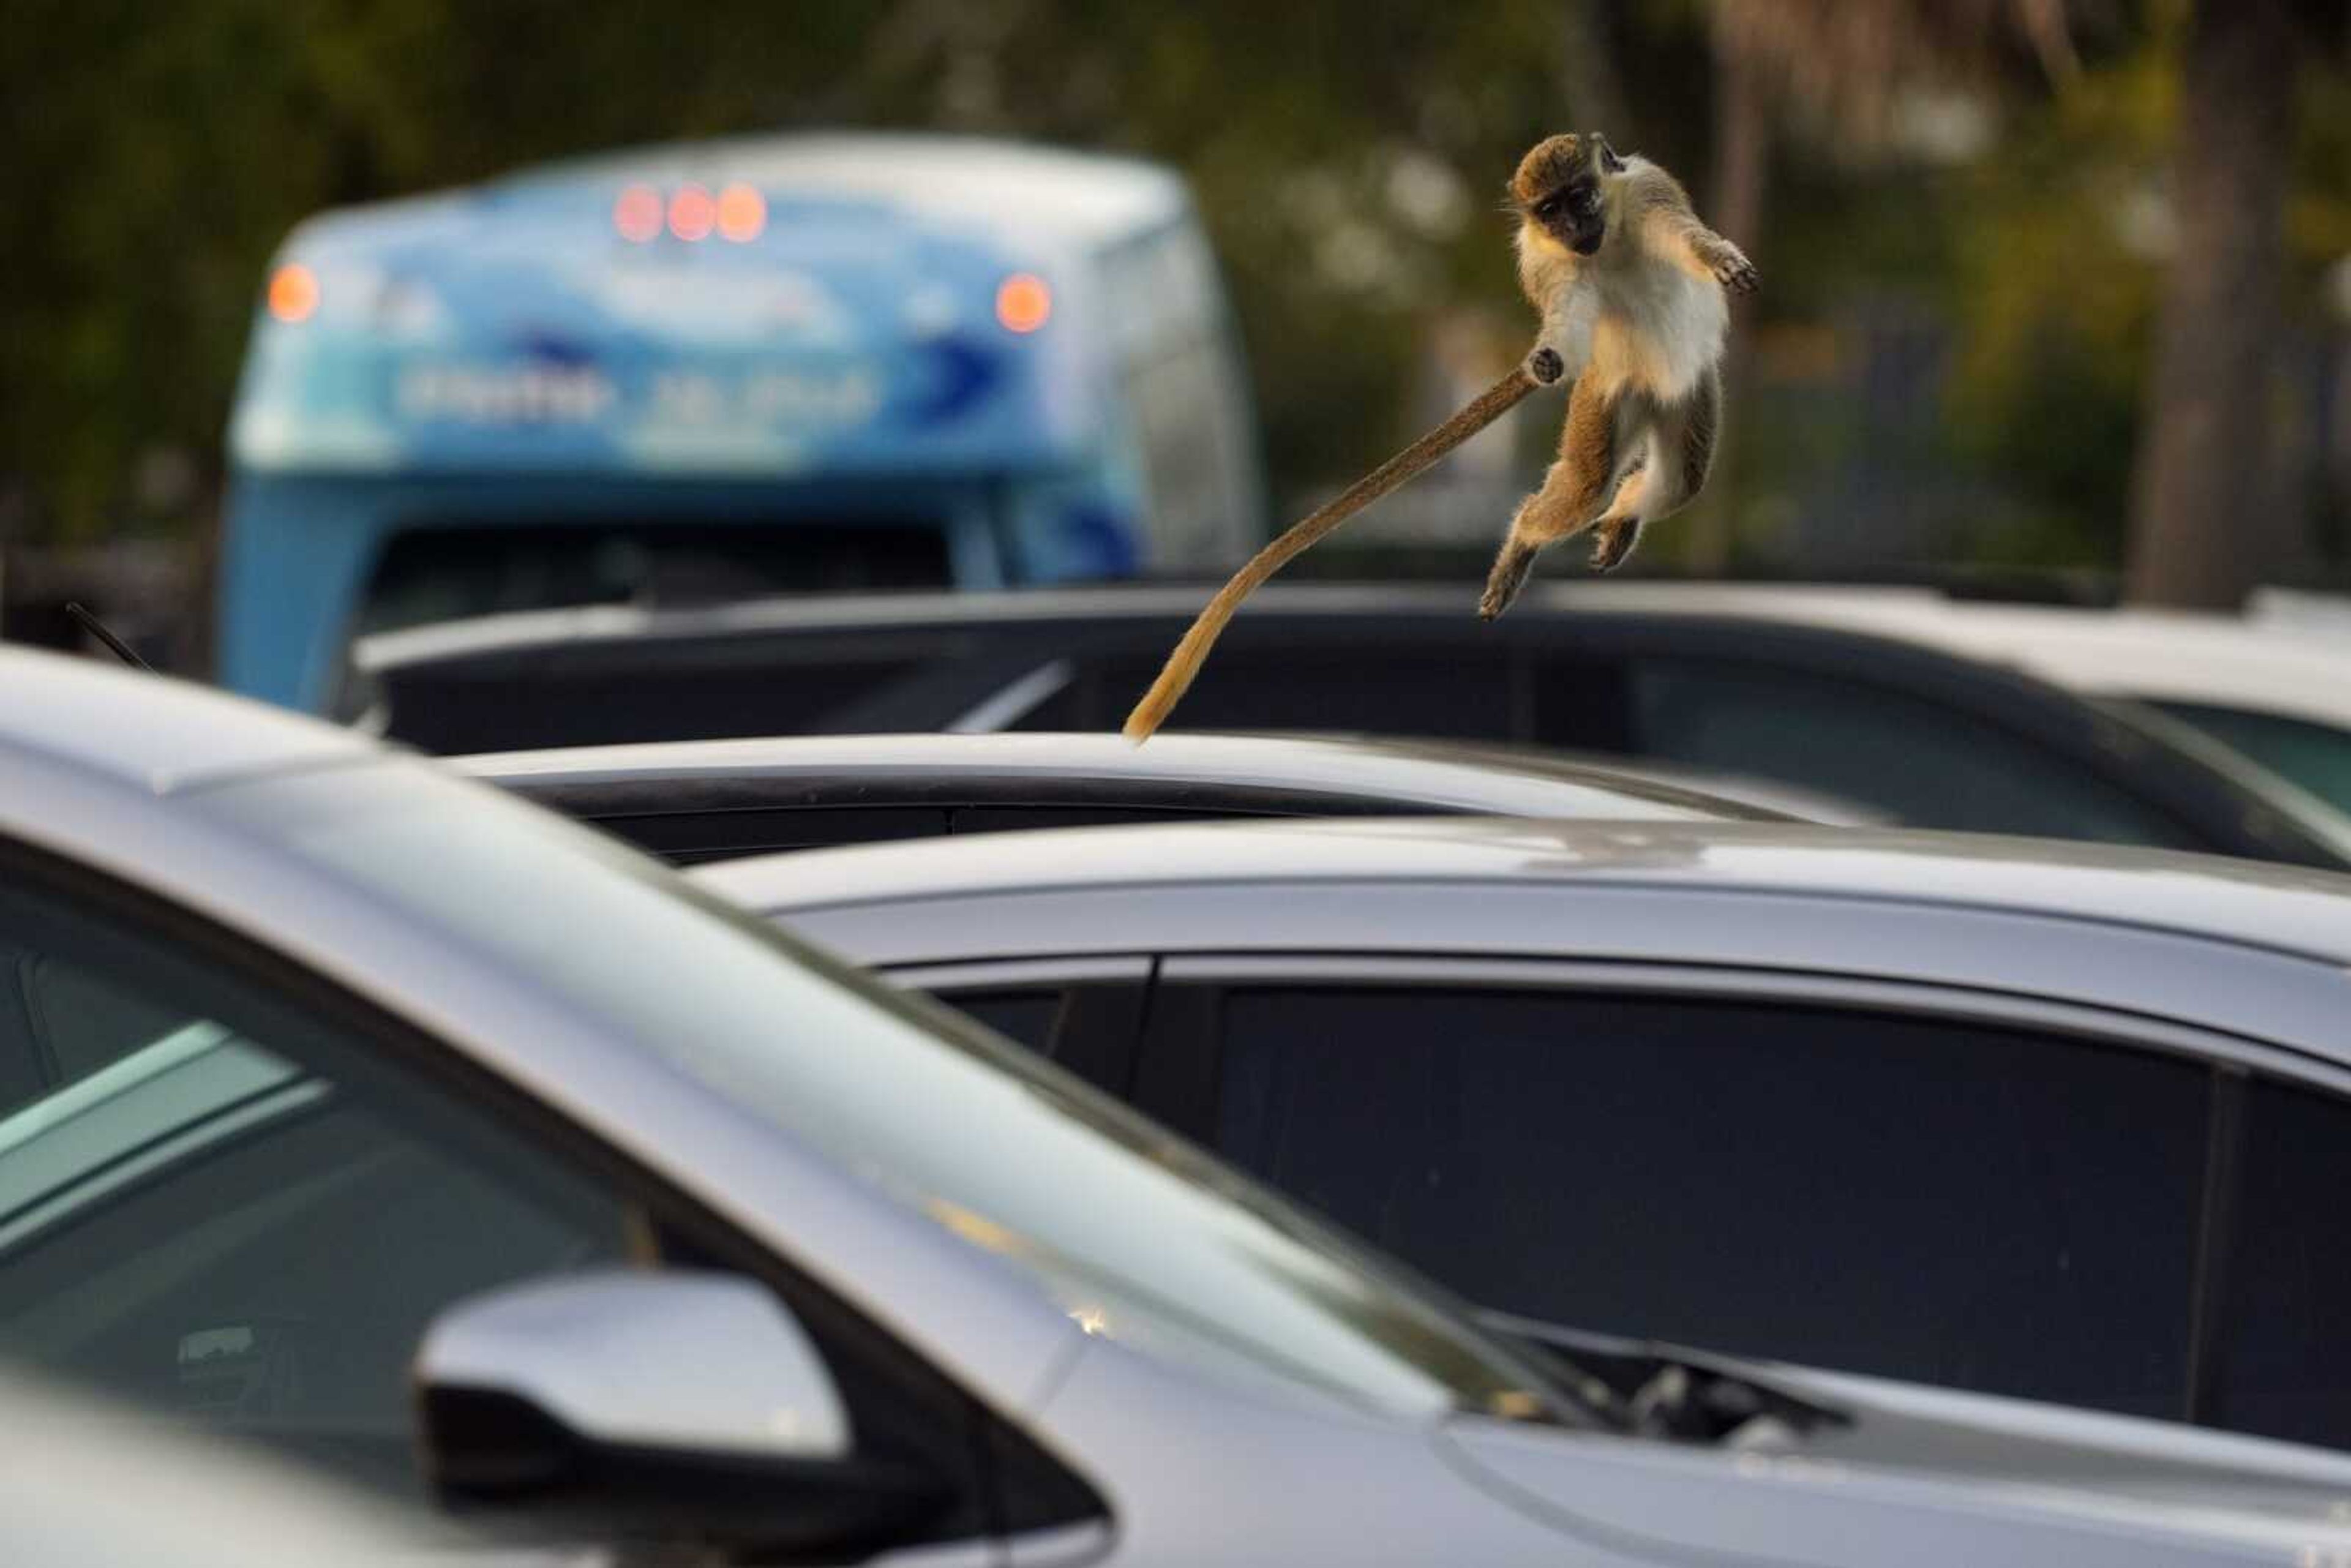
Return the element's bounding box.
[3,644,2347,1566]
[452,730,1849,865]
[699,812,2351,1464]
[336,582,2351,870]
[1545,582,2351,820]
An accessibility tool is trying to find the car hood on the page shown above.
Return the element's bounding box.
[1739,1357,2351,1523]
[1037,1327,2341,1565]
[1441,1416,2351,1565]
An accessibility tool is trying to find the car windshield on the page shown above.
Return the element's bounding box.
[2151,700,2351,819]
[200,758,1566,1428]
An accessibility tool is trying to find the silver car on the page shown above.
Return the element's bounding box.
[0,643,2341,1566]
[699,814,2351,1479]
[1,1368,456,1568]
[451,729,1854,866]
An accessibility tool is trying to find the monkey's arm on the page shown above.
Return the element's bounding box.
[1644,205,1758,294]
[1122,354,1554,743]
[1535,285,1602,381]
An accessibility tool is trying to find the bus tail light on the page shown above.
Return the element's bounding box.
[996,273,1051,334]
[267,264,320,323]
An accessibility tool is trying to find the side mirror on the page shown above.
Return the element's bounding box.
[414,1269,949,1559]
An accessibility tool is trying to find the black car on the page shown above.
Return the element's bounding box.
[347,582,2351,869]
[454,730,1840,865]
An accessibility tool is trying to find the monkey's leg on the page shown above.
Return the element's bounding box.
[1479,379,1620,620]
[1589,371,1719,574]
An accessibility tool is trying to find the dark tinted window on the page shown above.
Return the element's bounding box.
[1081,647,1518,741]
[358,522,953,639]
[591,806,949,864]
[1624,658,2199,846]
[1213,989,2208,1418]
[381,655,929,751]
[2215,1079,2351,1448]
[942,991,1064,1054]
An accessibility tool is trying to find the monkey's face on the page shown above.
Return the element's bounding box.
[1514,132,1624,257]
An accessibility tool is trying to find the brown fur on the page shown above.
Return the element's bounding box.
[1480,133,1751,618]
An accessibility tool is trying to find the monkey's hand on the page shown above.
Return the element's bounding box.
[1712,247,1760,295]
[1525,346,1566,386]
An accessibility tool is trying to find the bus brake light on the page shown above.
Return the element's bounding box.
[267,264,320,323]
[613,185,663,242]
[996,273,1051,334]
[718,184,766,242]
[669,184,716,242]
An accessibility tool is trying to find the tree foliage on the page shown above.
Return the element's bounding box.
[4,0,2347,596]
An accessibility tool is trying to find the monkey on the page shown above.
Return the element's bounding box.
[1120,132,1752,743]
[1478,130,1756,620]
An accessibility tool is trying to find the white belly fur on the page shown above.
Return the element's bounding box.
[1585,266,1726,401]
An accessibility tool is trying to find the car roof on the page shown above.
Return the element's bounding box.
[346,580,2351,726]
[0,646,370,795]
[696,814,2351,969]
[451,730,1794,822]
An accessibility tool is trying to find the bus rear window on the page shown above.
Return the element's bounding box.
[353,522,954,637]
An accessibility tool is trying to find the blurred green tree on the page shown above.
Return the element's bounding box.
[6,0,2346,606]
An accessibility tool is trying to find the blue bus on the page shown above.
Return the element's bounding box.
[221,133,1265,709]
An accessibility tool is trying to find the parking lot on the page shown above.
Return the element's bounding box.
[15,6,2351,1566]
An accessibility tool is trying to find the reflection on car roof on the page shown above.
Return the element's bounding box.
[695,816,2351,968]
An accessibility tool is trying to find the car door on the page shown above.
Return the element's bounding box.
[1120,956,2320,1439]
[0,848,1059,1555]
[2210,1076,2351,1450]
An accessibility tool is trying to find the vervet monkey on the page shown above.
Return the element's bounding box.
[1479,130,1755,619]
[1122,132,1752,744]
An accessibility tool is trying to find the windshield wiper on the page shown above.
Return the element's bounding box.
[64,602,154,672]
[1474,1308,1849,1444]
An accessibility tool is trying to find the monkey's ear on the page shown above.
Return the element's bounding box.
[1598,139,1627,174]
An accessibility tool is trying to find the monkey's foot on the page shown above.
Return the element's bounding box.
[1589,518,1641,574]
[1714,253,1760,294]
[1479,542,1538,621]
[1526,347,1566,386]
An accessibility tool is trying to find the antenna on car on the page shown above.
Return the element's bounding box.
[64,602,154,672]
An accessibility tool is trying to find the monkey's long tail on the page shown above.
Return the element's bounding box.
[1122,364,1542,743]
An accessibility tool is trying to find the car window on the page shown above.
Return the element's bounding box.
[1209,987,2210,1421]
[354,522,955,642]
[202,760,1569,1428]
[939,990,1065,1054]
[2213,1078,2351,1449]
[381,653,932,752]
[0,883,636,1498]
[1621,658,2202,846]
[2150,702,2351,817]
[1074,647,1519,741]
[589,806,950,865]
[0,945,187,1111]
